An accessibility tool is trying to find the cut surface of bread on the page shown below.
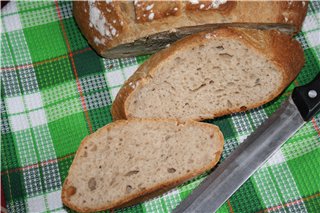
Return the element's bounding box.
[111,28,304,121]
[73,1,308,58]
[61,119,224,212]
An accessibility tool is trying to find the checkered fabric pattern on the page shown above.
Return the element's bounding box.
[1,1,319,213]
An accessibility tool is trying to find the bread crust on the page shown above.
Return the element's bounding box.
[73,1,308,58]
[61,118,224,212]
[111,27,304,121]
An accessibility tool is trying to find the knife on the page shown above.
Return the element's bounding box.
[173,73,320,213]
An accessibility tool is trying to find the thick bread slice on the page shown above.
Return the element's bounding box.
[111,28,304,121]
[61,119,224,212]
[73,1,308,58]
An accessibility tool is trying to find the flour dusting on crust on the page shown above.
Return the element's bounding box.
[89,0,119,40]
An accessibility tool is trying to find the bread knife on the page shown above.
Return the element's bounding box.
[173,73,320,213]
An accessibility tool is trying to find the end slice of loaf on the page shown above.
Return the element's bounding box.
[61,119,224,212]
[73,1,308,58]
[111,28,304,121]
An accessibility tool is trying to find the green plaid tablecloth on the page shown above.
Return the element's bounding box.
[1,1,320,213]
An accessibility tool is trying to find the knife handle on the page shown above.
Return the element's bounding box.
[292,73,320,121]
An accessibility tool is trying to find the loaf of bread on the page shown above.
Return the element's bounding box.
[111,28,304,121]
[73,1,308,58]
[61,119,224,212]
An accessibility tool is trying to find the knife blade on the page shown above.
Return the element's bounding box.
[173,73,320,213]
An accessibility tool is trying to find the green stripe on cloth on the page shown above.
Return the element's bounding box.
[1,1,320,213]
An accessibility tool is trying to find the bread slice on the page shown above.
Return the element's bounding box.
[61,119,224,212]
[73,1,308,58]
[111,28,304,121]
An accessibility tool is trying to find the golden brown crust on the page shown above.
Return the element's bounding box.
[73,1,308,57]
[134,1,182,23]
[61,119,224,212]
[73,1,128,54]
[278,0,309,33]
[111,27,304,121]
[186,1,237,15]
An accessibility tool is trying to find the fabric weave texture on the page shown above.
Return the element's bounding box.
[1,1,320,213]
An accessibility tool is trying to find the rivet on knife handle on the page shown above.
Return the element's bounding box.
[292,73,320,121]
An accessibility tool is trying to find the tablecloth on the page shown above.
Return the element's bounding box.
[1,1,320,213]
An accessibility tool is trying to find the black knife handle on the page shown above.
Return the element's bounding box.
[292,73,320,121]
